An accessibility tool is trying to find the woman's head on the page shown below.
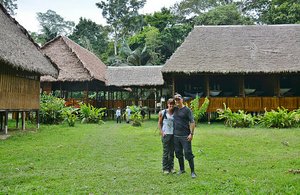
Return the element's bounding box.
[167,98,175,109]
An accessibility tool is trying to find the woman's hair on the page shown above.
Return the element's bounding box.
[167,98,175,105]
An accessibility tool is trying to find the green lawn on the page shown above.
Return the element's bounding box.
[0,119,300,194]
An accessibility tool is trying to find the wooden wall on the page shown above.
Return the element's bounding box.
[191,97,300,112]
[0,65,40,110]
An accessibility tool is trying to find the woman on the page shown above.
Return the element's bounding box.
[158,98,176,174]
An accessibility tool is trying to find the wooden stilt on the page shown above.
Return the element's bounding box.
[22,111,26,130]
[0,112,3,131]
[4,111,8,134]
[16,111,19,129]
[36,110,40,129]
[208,112,211,125]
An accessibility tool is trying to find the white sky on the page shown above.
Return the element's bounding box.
[14,0,180,32]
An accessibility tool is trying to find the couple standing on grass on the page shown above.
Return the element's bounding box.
[158,94,196,179]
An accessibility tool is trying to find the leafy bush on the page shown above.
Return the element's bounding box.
[258,107,300,128]
[217,103,255,128]
[190,96,209,124]
[40,93,66,124]
[129,105,142,127]
[62,107,79,127]
[79,103,106,124]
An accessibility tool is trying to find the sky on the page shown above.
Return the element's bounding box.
[14,0,180,33]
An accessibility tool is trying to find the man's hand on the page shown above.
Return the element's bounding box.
[187,134,193,141]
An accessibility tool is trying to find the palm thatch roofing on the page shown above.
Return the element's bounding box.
[41,36,106,83]
[162,25,300,74]
[106,66,164,87]
[0,4,58,77]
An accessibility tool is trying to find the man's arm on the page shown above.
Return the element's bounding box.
[187,108,195,141]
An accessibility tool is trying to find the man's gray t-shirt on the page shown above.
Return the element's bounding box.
[173,106,194,136]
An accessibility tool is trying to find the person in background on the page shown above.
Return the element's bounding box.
[158,98,176,174]
[140,106,146,121]
[116,107,121,123]
[125,106,131,123]
[173,94,197,178]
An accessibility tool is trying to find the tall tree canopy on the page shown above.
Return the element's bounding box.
[69,17,110,61]
[171,0,233,18]
[195,4,253,25]
[96,0,146,55]
[36,10,75,44]
[243,0,300,24]
[0,0,17,15]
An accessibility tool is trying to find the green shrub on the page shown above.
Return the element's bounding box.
[258,107,300,128]
[40,93,66,124]
[130,105,142,127]
[62,107,79,127]
[79,103,106,124]
[190,96,209,124]
[217,103,255,128]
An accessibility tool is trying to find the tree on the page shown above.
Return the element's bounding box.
[96,0,146,56]
[0,0,17,15]
[144,8,175,32]
[159,23,193,63]
[119,41,151,66]
[171,0,233,18]
[194,4,253,25]
[36,10,75,44]
[69,17,110,61]
[243,0,300,24]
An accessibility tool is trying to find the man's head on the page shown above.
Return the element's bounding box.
[174,94,183,107]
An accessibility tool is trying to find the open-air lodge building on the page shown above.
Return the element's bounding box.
[0,4,58,134]
[162,25,300,114]
[106,66,166,112]
[40,36,107,107]
[40,37,167,113]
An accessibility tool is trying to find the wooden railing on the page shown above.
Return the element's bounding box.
[203,97,300,112]
[64,97,300,113]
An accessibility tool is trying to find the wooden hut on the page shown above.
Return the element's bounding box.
[0,4,58,134]
[40,36,107,107]
[162,25,300,113]
[106,66,166,112]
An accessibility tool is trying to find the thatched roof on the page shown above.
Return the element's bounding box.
[106,66,164,87]
[41,36,106,83]
[0,4,58,77]
[162,25,300,74]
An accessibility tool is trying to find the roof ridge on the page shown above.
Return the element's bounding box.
[60,36,95,80]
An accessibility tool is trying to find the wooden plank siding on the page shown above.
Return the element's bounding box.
[203,97,299,112]
[244,97,262,112]
[64,97,300,113]
[280,97,299,110]
[0,71,40,110]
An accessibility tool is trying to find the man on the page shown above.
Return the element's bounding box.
[115,107,121,123]
[173,94,196,178]
[158,98,175,174]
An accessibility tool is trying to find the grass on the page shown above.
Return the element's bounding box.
[0,118,300,194]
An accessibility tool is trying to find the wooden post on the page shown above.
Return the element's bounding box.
[22,111,26,130]
[16,111,19,129]
[4,111,8,134]
[274,75,280,97]
[172,76,175,95]
[204,75,210,124]
[154,88,157,114]
[239,76,245,97]
[0,112,3,131]
[204,75,210,97]
[36,110,40,129]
